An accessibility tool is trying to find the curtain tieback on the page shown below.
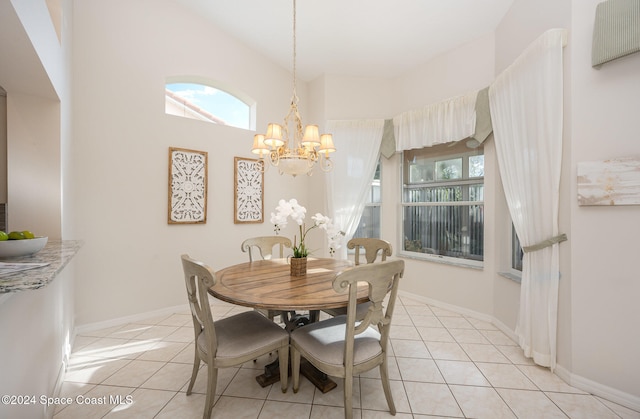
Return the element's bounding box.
[522,233,568,253]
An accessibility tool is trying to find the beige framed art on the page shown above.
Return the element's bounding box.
[168,147,208,224]
[234,156,264,224]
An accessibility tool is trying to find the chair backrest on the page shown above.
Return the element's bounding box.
[181,254,218,357]
[347,238,393,265]
[241,236,292,261]
[333,259,404,364]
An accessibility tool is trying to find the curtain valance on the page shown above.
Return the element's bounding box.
[393,90,477,151]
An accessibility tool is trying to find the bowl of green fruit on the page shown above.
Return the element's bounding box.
[0,231,48,258]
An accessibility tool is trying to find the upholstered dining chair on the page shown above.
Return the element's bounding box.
[181,254,289,419]
[241,236,292,321]
[290,259,405,419]
[322,237,393,319]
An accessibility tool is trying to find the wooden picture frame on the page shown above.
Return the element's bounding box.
[168,147,208,224]
[234,157,264,224]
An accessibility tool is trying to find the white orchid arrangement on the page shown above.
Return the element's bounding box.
[270,198,344,257]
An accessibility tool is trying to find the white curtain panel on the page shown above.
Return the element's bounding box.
[489,28,567,371]
[325,119,385,259]
[394,90,477,151]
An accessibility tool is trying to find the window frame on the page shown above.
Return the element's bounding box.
[399,142,484,268]
[164,77,256,130]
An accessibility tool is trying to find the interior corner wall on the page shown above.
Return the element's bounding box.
[493,0,574,370]
[322,74,397,120]
[0,92,7,203]
[495,0,575,378]
[318,34,498,316]
[392,34,498,315]
[6,94,62,239]
[71,0,309,325]
[395,32,497,112]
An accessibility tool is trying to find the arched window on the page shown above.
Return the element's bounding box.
[165,79,254,130]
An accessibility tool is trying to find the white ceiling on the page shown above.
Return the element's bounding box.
[175,0,514,81]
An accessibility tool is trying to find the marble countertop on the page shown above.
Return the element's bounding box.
[0,240,83,294]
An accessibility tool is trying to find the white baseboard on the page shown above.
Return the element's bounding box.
[45,361,67,419]
[554,364,640,412]
[398,290,494,323]
[398,290,640,413]
[74,303,189,335]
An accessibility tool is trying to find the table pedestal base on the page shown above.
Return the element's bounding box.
[299,359,337,393]
[255,310,336,393]
[255,359,337,393]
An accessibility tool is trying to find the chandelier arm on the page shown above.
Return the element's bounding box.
[257,157,269,173]
[319,156,334,172]
[270,149,280,166]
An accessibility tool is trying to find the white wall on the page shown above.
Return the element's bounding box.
[495,0,640,406]
[0,267,75,419]
[71,0,310,325]
[0,1,74,417]
[569,0,640,403]
[395,32,497,112]
[6,93,61,238]
[391,34,499,315]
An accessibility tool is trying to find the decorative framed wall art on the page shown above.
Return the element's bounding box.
[577,157,640,206]
[168,147,208,224]
[234,157,264,224]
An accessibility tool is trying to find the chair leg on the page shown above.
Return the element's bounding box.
[344,375,353,419]
[291,346,301,393]
[278,345,289,393]
[203,365,218,419]
[379,359,396,415]
[187,348,200,395]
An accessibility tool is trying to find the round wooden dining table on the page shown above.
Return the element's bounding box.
[210,257,365,392]
[210,257,367,311]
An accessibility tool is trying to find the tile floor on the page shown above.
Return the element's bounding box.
[54,296,640,419]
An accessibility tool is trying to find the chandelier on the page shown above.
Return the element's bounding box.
[251,0,336,177]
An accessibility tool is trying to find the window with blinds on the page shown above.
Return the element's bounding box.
[401,142,484,264]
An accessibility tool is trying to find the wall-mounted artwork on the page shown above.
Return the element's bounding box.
[577,157,640,206]
[168,147,208,223]
[234,157,264,224]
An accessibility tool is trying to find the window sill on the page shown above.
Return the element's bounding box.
[398,251,483,270]
[498,271,522,284]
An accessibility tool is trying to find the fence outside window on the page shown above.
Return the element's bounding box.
[401,143,484,264]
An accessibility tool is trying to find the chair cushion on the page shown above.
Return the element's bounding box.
[291,315,382,367]
[197,311,288,360]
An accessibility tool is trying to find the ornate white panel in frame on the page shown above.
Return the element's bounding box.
[234,157,264,224]
[168,147,208,224]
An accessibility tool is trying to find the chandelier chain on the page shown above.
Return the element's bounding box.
[250,0,335,176]
[292,0,298,102]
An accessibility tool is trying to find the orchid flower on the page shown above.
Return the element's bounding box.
[272,199,344,257]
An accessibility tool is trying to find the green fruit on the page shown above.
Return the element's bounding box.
[0,231,8,241]
[22,230,35,239]
[8,231,25,240]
